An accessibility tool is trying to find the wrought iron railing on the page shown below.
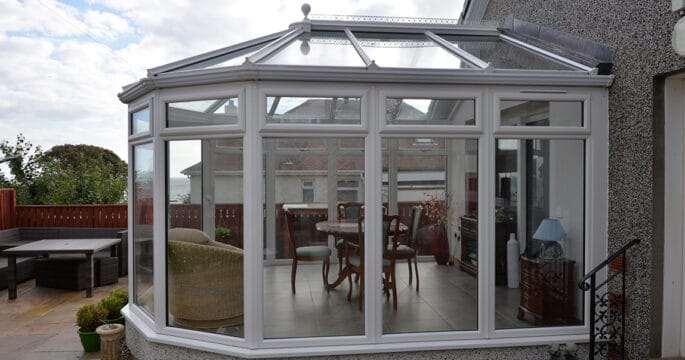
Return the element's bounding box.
[578,239,640,360]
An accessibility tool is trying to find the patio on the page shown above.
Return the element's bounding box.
[0,276,129,360]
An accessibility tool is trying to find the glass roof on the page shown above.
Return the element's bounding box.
[156,16,594,75]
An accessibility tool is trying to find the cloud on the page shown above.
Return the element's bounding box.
[1,0,465,165]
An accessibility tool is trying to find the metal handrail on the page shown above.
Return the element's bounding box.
[578,238,640,360]
[579,239,640,287]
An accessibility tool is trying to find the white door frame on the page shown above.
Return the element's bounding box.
[662,75,685,357]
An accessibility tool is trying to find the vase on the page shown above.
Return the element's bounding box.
[430,224,449,265]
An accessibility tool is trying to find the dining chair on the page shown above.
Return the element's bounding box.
[335,202,363,274]
[346,214,400,311]
[392,206,421,291]
[283,210,331,294]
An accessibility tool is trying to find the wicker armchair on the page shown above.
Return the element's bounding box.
[168,228,243,329]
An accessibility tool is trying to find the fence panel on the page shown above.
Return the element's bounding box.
[15,204,127,228]
[0,189,16,230]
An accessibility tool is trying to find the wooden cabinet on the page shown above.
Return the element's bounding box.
[458,216,510,285]
[517,256,576,325]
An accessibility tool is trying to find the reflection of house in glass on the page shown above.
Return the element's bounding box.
[120,5,617,359]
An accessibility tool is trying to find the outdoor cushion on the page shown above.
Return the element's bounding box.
[168,228,210,245]
[296,246,332,258]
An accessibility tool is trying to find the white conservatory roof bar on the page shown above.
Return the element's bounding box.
[120,5,614,359]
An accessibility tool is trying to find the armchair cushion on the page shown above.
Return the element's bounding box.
[296,246,332,258]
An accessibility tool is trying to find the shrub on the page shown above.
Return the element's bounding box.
[215,226,231,238]
[99,289,129,320]
[76,303,107,332]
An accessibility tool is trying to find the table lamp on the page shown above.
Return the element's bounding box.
[533,218,566,259]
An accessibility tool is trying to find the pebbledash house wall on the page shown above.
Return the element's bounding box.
[479,0,685,358]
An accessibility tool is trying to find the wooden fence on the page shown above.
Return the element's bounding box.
[0,189,16,230]
[15,204,128,228]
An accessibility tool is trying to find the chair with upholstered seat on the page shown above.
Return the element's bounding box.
[284,210,331,294]
[334,202,363,274]
[391,206,421,291]
[346,214,400,311]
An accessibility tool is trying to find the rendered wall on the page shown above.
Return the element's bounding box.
[482,1,685,357]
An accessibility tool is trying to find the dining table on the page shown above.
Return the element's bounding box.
[315,219,407,290]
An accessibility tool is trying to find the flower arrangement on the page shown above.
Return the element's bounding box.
[421,192,454,226]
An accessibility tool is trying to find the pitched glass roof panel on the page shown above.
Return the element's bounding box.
[440,35,577,71]
[354,32,475,69]
[261,31,365,67]
[173,42,270,72]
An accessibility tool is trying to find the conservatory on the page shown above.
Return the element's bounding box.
[119,6,613,359]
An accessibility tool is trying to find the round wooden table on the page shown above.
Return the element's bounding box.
[315,219,407,289]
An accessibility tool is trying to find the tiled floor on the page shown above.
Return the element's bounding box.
[260,261,533,338]
[0,277,127,360]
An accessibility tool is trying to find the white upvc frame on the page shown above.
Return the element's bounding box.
[159,83,247,137]
[257,82,370,134]
[128,97,153,141]
[494,91,592,135]
[123,81,609,358]
[379,84,485,135]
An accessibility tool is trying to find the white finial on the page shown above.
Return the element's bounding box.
[301,3,311,19]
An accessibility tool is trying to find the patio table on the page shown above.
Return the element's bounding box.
[2,238,121,299]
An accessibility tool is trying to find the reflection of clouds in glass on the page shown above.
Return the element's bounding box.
[404,99,430,113]
[134,143,154,172]
[168,140,201,177]
[356,36,468,69]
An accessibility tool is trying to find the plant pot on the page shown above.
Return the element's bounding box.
[430,224,449,265]
[96,323,125,360]
[77,329,100,352]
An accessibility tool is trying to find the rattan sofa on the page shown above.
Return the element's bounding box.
[168,228,244,329]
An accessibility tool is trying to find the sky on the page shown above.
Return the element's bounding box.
[0,0,466,169]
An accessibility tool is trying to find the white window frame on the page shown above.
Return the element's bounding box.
[129,97,153,140]
[123,82,608,358]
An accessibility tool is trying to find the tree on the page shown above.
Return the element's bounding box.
[0,135,128,204]
[37,145,128,204]
[0,134,44,204]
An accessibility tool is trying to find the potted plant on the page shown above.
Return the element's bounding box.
[421,192,454,265]
[76,303,108,352]
[215,226,231,243]
[100,289,128,325]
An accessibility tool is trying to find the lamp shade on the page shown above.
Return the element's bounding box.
[533,218,566,242]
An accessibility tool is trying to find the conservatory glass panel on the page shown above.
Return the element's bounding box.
[263,137,364,338]
[355,32,475,69]
[133,143,154,316]
[166,139,244,337]
[167,98,239,127]
[381,138,478,333]
[266,96,361,124]
[173,42,270,71]
[262,32,365,67]
[441,36,577,71]
[494,139,585,329]
[386,98,476,125]
[500,100,584,127]
[131,108,150,135]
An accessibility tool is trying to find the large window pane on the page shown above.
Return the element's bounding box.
[167,98,239,127]
[133,143,154,315]
[382,138,478,333]
[386,98,475,125]
[263,137,364,338]
[494,139,585,329]
[166,139,244,337]
[500,100,583,127]
[266,96,361,125]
